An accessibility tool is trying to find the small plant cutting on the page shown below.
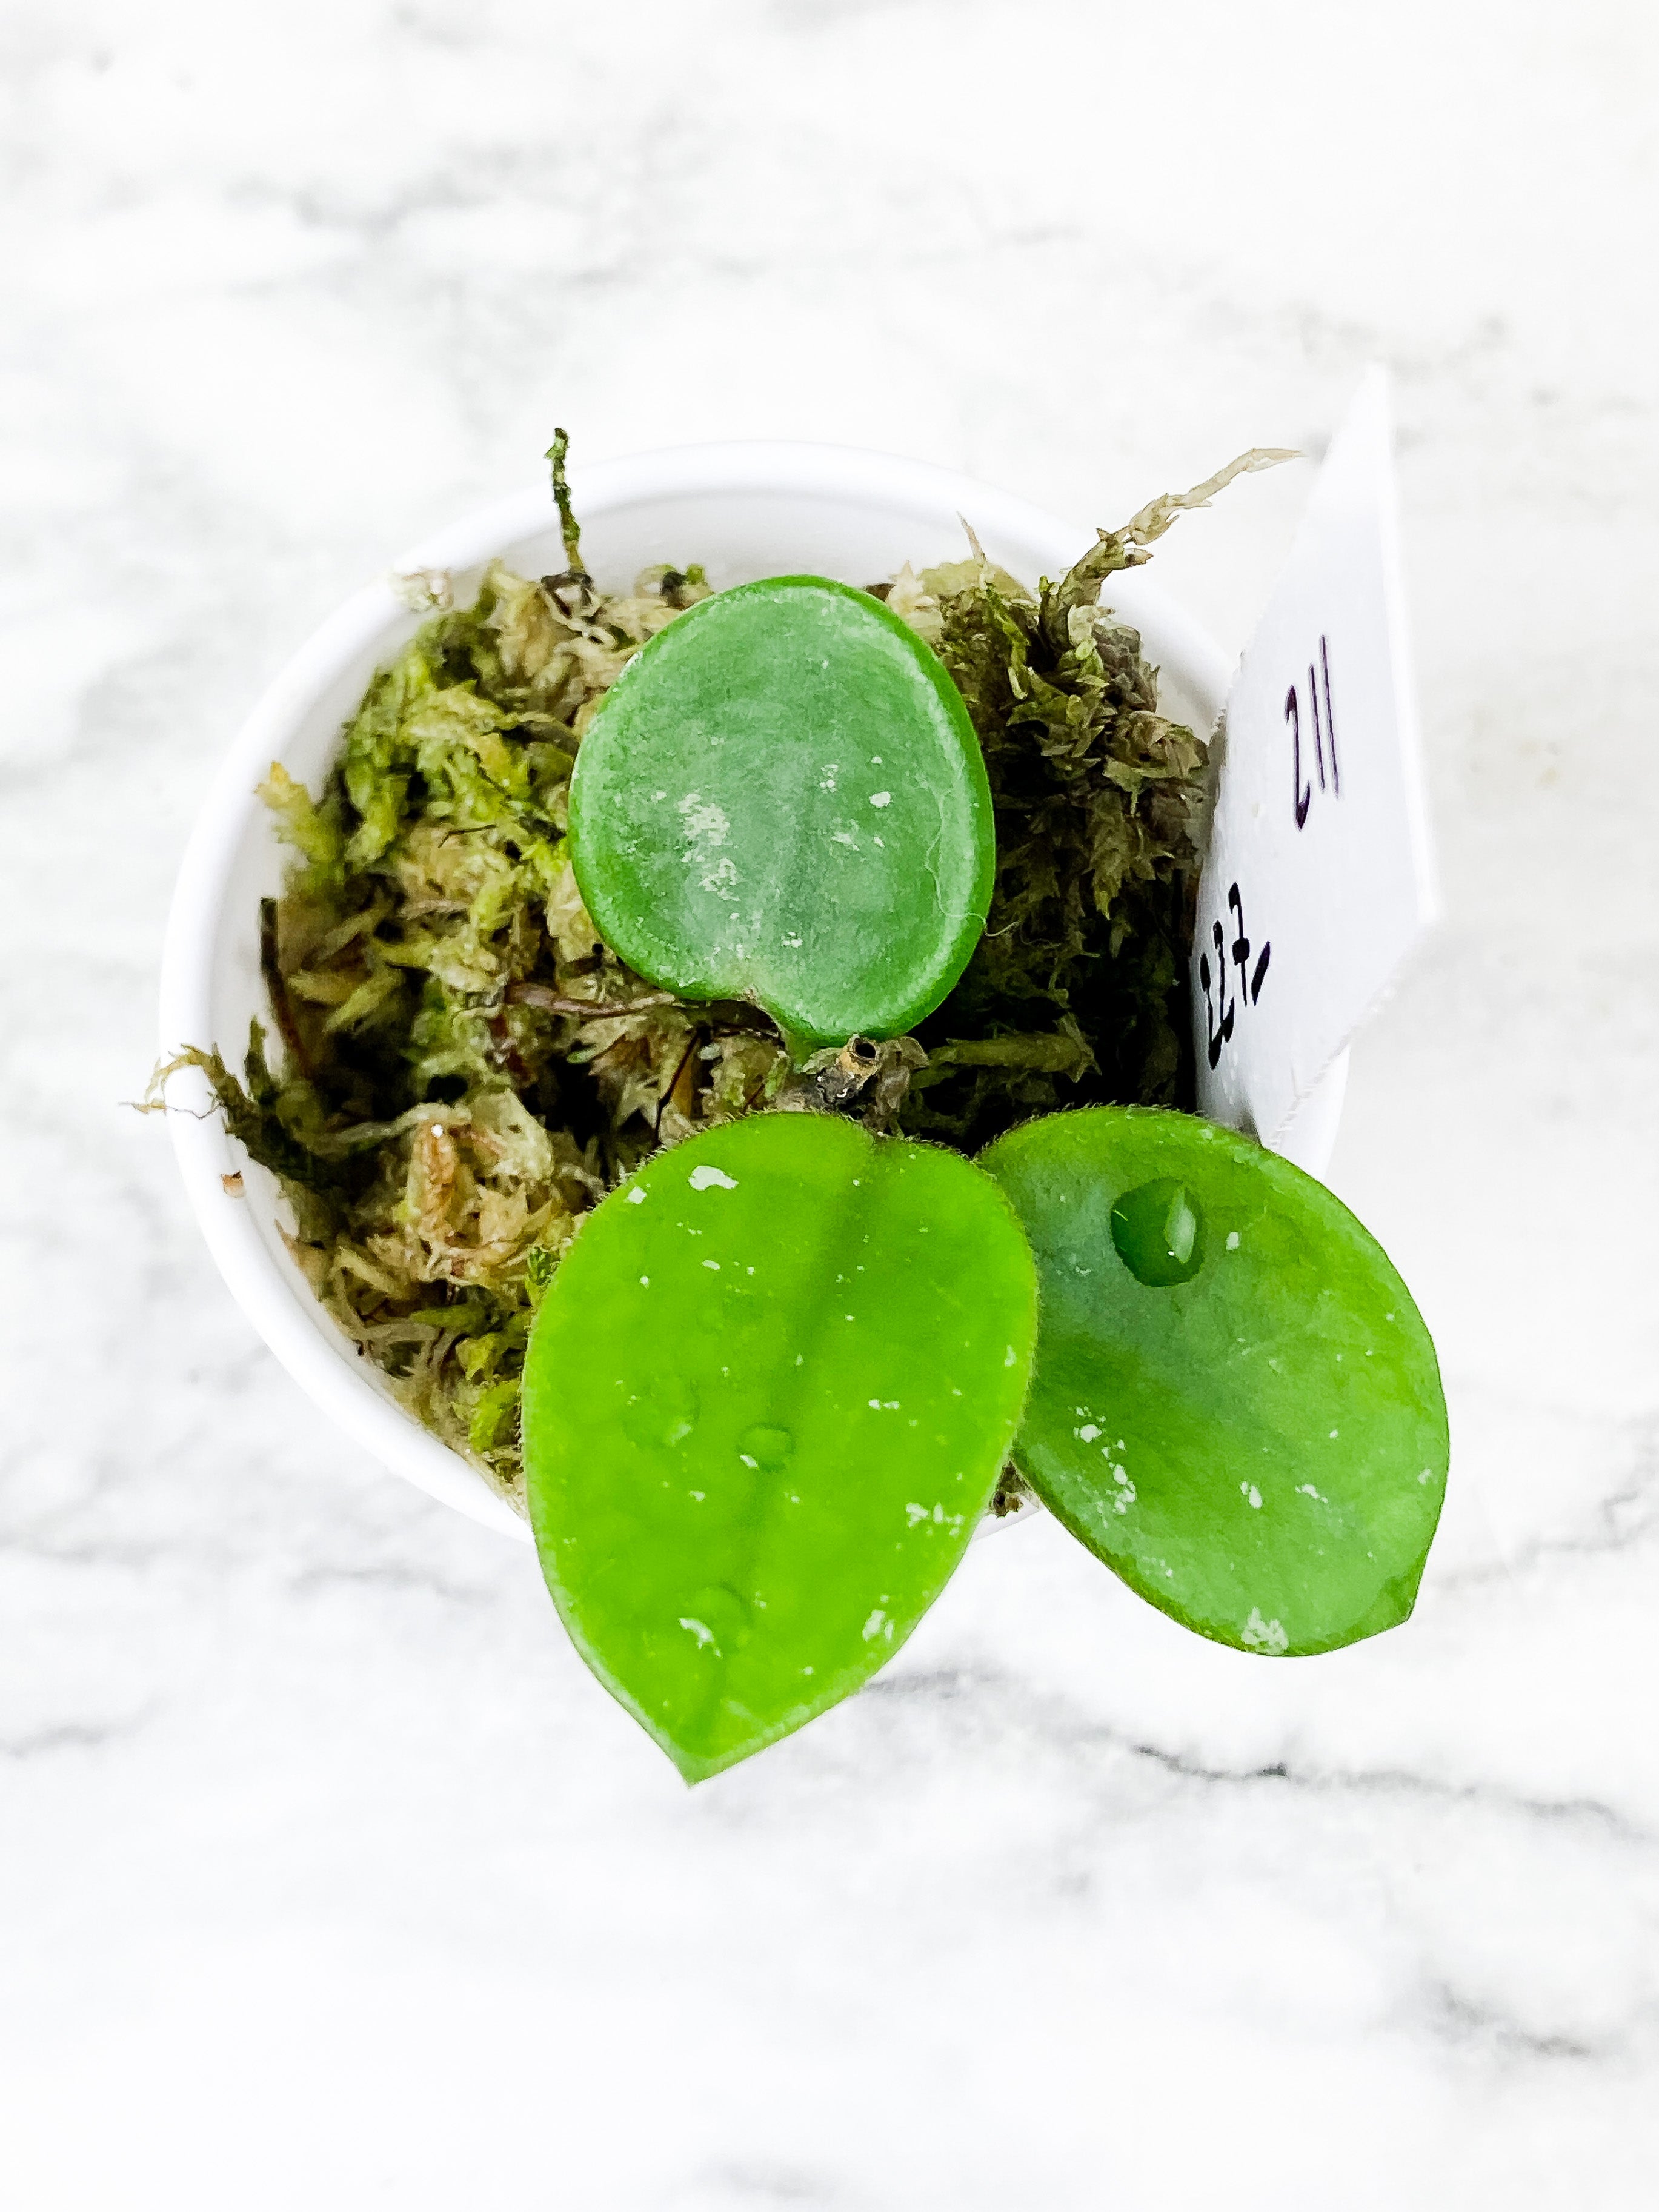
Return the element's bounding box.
[156,435,1449,1780]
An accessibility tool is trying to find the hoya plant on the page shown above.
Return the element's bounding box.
[156,434,1448,1781]
[525,550,1446,1776]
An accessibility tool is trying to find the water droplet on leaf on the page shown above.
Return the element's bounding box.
[737,1422,794,1472]
[622,1378,699,1449]
[677,1583,753,1657]
[1110,1177,1205,1287]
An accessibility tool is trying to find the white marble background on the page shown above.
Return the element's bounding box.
[5,3,1658,2204]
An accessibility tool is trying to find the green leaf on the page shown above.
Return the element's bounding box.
[567,577,995,1050]
[981,1107,1448,1655]
[521,1111,1037,1779]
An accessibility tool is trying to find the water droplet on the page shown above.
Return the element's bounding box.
[737,1421,793,1472]
[622,1378,699,1449]
[1111,1177,1205,1287]
[677,1583,752,1657]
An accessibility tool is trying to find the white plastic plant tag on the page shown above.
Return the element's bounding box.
[1192,367,1436,1148]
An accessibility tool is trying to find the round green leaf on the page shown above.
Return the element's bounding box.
[567,577,995,1048]
[522,1111,1037,1780]
[981,1107,1448,1655]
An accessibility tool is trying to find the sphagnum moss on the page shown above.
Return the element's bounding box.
[151,438,1281,1505]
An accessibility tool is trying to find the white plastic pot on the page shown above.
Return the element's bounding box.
[159,441,1345,1543]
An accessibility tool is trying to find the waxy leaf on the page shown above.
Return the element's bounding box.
[522,1111,1037,1779]
[567,577,996,1048]
[982,1108,1448,1655]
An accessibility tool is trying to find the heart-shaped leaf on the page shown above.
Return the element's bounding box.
[567,577,995,1048]
[981,1107,1448,1654]
[522,1111,1037,1779]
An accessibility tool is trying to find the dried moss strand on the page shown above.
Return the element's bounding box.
[545,428,588,580]
[505,984,680,1018]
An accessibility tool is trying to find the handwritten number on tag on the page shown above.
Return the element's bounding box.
[1200,920,1234,1068]
[1288,634,1341,829]
[1200,882,1270,1069]
[1230,882,1271,1007]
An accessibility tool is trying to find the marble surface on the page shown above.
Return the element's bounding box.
[6,3,1659,2204]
